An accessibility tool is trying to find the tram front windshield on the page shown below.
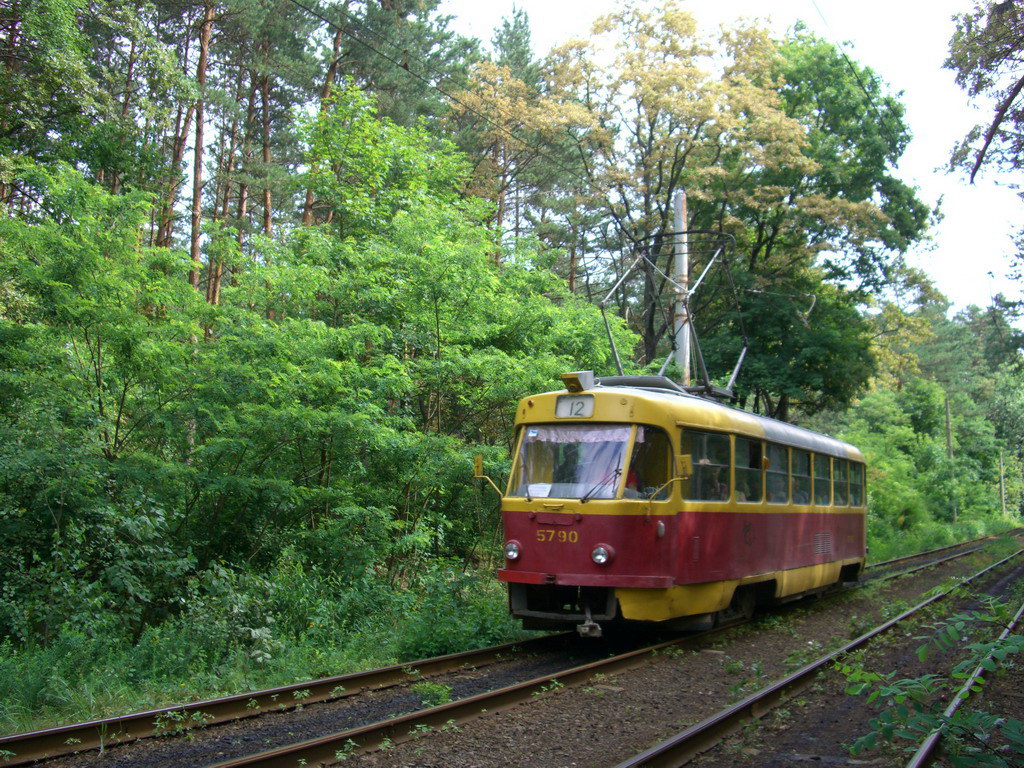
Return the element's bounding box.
[512,424,631,500]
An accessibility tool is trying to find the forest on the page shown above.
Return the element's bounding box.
[1,0,1022,733]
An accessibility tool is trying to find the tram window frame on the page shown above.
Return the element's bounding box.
[681,429,731,501]
[625,425,674,501]
[850,462,865,507]
[813,453,831,506]
[833,459,849,506]
[505,426,524,496]
[792,449,811,504]
[735,436,763,503]
[766,443,789,504]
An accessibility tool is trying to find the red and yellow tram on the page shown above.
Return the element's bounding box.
[492,372,866,636]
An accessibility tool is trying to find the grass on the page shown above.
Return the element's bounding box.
[865,518,1018,564]
[0,568,531,736]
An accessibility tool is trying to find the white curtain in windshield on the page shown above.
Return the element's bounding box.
[513,424,631,499]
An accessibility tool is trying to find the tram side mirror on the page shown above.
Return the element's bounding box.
[676,454,693,479]
[473,454,503,496]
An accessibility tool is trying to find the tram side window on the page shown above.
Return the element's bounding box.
[682,430,730,501]
[626,426,673,500]
[850,462,865,506]
[792,450,811,504]
[766,443,789,504]
[833,459,849,506]
[813,454,831,506]
[735,437,763,503]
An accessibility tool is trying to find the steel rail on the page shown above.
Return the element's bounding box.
[0,632,573,766]
[206,626,742,768]
[610,548,1024,768]
[866,528,1019,571]
[0,534,1008,766]
[868,541,983,571]
[865,545,980,585]
[904,598,1024,768]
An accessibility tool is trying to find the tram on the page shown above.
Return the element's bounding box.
[483,371,866,636]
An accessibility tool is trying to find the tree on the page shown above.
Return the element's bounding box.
[0,160,206,642]
[0,0,188,205]
[449,60,592,245]
[544,7,812,364]
[757,27,931,294]
[947,0,1024,181]
[535,6,928,418]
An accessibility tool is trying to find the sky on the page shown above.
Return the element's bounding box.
[439,0,1020,313]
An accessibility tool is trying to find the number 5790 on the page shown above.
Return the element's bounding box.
[535,529,578,543]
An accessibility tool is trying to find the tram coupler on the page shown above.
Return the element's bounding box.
[577,605,603,638]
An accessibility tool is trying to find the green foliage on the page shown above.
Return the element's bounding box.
[410,680,453,708]
[387,564,522,660]
[152,708,214,738]
[715,278,876,418]
[0,135,616,731]
[775,26,930,283]
[302,82,476,239]
[947,1,1024,182]
[532,679,565,697]
[813,291,1024,559]
[840,598,1024,766]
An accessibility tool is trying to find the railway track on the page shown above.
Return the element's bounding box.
[864,529,1013,578]
[1,532,1017,768]
[904,598,1024,768]
[611,548,1024,768]
[0,632,585,766]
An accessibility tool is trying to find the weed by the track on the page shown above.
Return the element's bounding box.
[411,680,452,708]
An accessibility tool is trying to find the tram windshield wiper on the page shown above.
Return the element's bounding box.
[580,467,622,503]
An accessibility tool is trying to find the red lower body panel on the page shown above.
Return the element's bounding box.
[675,509,865,583]
[498,508,864,588]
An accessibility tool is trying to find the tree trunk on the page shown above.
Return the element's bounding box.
[641,250,659,365]
[494,144,506,253]
[155,30,196,249]
[302,23,346,226]
[218,69,246,222]
[568,242,577,293]
[155,103,195,247]
[261,68,272,236]
[207,70,244,306]
[776,393,789,423]
[110,37,138,196]
[189,0,215,289]
[235,72,258,255]
[206,135,226,305]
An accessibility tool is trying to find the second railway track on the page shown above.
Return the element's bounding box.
[613,547,1024,768]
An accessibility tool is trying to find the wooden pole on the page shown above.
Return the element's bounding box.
[945,393,957,523]
[1000,448,1006,516]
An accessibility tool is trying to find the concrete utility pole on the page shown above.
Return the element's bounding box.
[672,190,689,386]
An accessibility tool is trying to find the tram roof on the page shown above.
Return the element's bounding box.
[545,375,862,461]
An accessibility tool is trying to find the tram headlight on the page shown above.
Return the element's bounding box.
[591,544,615,565]
[504,540,521,560]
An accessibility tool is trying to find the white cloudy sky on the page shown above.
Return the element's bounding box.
[439,0,1020,311]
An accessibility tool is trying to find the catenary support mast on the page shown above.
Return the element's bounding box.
[672,190,690,386]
